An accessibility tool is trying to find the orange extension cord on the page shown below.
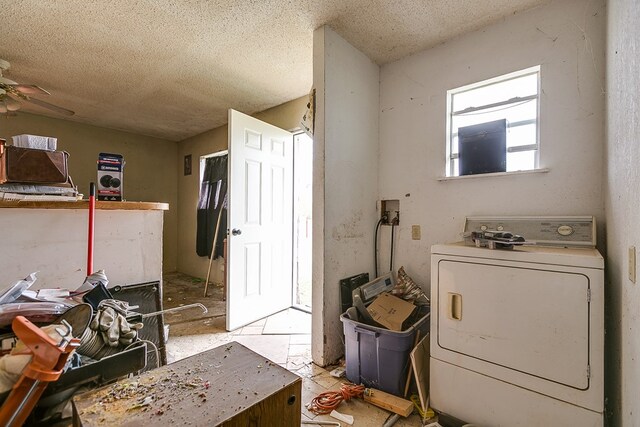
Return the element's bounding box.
[308,383,366,414]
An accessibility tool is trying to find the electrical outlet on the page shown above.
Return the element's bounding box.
[412,225,421,240]
[629,246,636,284]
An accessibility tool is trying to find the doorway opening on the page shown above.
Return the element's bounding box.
[164,111,314,374]
[293,132,313,312]
[196,150,228,288]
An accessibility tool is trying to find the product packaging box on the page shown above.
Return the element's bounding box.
[97,153,124,201]
[366,292,416,331]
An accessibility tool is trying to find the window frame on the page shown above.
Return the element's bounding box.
[445,66,541,177]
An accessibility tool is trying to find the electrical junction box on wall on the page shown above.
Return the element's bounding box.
[380,199,400,225]
[97,153,125,201]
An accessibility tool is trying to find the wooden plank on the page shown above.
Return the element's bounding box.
[72,342,301,426]
[403,330,421,397]
[410,333,430,412]
[363,388,414,417]
[0,200,169,210]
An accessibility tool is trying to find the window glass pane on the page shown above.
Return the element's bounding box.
[447,68,540,177]
[507,150,536,172]
[451,100,537,153]
[452,73,537,112]
[452,98,536,132]
[508,123,537,148]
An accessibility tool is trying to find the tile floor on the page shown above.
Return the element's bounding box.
[163,272,425,426]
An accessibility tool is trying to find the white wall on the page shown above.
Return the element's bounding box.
[0,208,163,290]
[378,0,606,288]
[605,0,640,425]
[312,26,380,365]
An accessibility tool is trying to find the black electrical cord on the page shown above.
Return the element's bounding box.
[374,216,386,277]
[390,222,395,272]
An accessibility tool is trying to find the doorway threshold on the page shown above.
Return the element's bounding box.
[292,304,311,314]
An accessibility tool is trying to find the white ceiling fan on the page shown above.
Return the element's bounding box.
[0,58,74,116]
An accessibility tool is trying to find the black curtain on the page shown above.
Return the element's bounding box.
[196,155,228,259]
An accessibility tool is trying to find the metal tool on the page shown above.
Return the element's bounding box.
[470,230,525,250]
[382,413,400,427]
[0,316,80,426]
[204,193,227,297]
[118,302,208,320]
[141,303,208,318]
[301,420,341,426]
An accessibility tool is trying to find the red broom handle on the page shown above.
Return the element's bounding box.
[87,182,95,275]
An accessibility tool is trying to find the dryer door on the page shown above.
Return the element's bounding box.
[436,259,590,389]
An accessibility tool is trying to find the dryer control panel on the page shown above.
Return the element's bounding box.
[464,216,596,248]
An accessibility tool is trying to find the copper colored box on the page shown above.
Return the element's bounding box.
[0,141,68,184]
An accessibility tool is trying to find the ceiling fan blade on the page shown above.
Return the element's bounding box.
[25,97,75,116]
[3,95,21,111]
[10,84,50,96]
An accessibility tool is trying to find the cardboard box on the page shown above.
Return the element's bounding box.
[366,292,416,331]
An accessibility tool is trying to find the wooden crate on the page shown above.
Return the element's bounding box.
[72,342,302,426]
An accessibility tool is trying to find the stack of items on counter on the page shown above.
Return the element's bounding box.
[332,267,433,424]
[0,134,79,201]
[0,271,154,426]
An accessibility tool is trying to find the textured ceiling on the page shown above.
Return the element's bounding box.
[2,0,549,141]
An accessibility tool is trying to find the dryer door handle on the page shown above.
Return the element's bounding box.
[448,293,462,321]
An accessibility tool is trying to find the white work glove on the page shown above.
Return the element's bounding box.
[89,299,143,347]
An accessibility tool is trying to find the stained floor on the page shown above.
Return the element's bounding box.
[162,272,424,426]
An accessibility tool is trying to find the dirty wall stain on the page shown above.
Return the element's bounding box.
[331,210,365,241]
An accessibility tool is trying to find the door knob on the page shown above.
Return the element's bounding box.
[231,228,242,236]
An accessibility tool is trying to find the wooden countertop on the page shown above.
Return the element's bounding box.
[0,200,169,210]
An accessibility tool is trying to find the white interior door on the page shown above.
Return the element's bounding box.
[226,109,293,331]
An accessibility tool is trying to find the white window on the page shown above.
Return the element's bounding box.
[446,66,540,177]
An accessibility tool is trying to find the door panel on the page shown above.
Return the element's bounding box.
[227,109,293,330]
[437,260,590,389]
[245,160,261,225]
[244,243,261,296]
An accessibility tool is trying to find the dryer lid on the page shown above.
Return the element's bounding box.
[431,242,603,269]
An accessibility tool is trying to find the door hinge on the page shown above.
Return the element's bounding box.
[587,289,591,303]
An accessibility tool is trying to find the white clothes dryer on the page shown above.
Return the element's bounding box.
[430,217,604,426]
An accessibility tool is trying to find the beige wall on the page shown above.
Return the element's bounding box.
[0,113,178,273]
[605,0,640,425]
[176,97,307,280]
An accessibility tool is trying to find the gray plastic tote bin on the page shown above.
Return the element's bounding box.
[340,307,430,396]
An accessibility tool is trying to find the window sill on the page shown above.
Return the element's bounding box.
[438,168,550,181]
